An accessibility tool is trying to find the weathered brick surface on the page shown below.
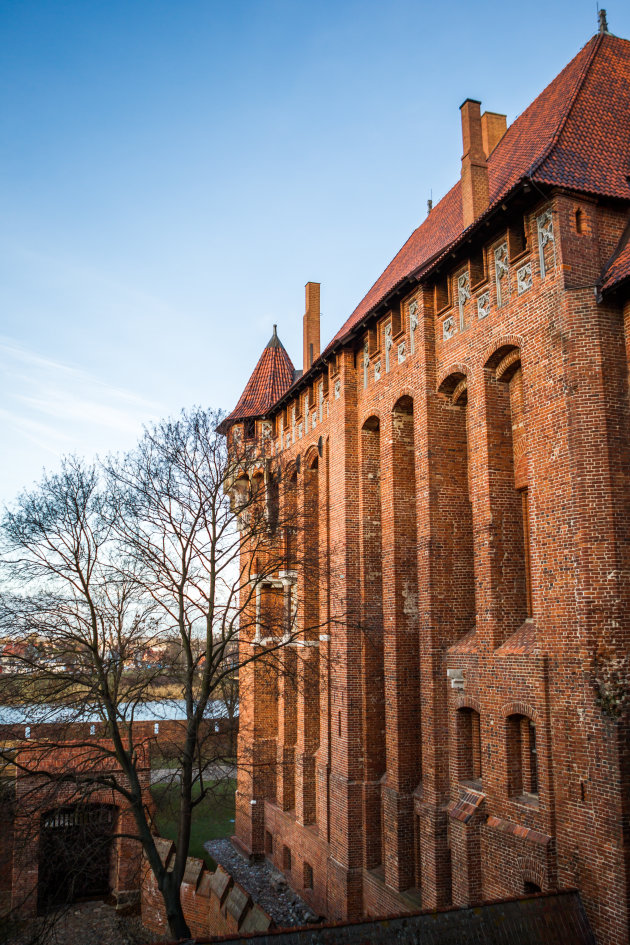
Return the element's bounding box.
[1,738,151,918]
[226,35,630,945]
[194,889,596,944]
[140,841,272,938]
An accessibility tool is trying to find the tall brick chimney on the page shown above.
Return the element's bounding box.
[303,281,320,372]
[481,110,507,159]
[460,98,489,228]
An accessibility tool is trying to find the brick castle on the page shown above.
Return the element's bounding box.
[221,20,630,945]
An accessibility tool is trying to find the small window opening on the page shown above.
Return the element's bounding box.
[528,720,538,794]
[507,714,538,797]
[265,831,273,856]
[434,274,450,312]
[508,217,527,258]
[575,209,584,234]
[520,488,533,617]
[457,707,482,784]
[154,722,159,735]
[90,724,96,736]
[470,248,486,286]
[303,862,313,889]
[282,845,292,873]
[25,726,31,739]
[524,881,541,894]
[244,419,256,440]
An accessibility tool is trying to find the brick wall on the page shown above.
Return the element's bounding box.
[190,890,596,945]
[229,191,630,945]
[140,838,272,938]
[4,738,151,917]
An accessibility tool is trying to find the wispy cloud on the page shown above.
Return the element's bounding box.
[0,241,179,323]
[0,337,164,501]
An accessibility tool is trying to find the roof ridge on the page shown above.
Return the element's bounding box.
[527,32,603,181]
[326,179,462,350]
[225,31,630,427]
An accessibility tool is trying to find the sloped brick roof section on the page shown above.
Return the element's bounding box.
[179,890,595,945]
[221,325,295,429]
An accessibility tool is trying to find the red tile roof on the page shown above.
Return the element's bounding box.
[224,32,630,424]
[326,31,630,351]
[222,326,295,428]
[601,232,630,293]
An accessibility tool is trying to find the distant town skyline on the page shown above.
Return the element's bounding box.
[2,0,629,504]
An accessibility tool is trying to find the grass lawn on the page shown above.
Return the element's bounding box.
[151,779,236,869]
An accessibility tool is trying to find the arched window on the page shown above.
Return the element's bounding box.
[507,714,538,798]
[360,416,385,869]
[303,455,320,641]
[457,707,482,785]
[484,347,532,641]
[284,468,298,571]
[436,372,476,642]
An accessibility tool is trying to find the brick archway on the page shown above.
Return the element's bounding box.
[516,855,547,893]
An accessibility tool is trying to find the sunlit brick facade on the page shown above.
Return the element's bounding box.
[222,27,630,945]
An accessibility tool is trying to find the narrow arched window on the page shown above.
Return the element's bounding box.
[507,714,538,798]
[457,707,482,784]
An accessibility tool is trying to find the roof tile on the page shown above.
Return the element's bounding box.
[601,234,630,292]
[223,326,295,426]
[327,33,630,351]
[224,32,630,422]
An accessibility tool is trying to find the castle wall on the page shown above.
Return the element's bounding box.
[230,193,630,945]
[141,839,272,938]
[0,738,151,918]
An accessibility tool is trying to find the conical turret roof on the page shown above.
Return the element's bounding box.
[220,325,295,431]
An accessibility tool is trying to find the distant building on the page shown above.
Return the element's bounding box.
[221,22,630,945]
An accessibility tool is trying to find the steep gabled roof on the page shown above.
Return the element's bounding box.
[326,31,630,351]
[222,31,630,427]
[221,326,295,430]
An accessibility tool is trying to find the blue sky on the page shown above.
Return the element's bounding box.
[1,0,628,503]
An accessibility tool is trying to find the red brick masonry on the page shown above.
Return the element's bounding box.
[171,889,595,945]
[141,837,272,938]
[225,27,630,945]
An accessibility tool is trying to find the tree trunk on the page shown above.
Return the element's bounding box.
[162,875,191,940]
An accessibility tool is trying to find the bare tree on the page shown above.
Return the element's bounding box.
[0,408,320,939]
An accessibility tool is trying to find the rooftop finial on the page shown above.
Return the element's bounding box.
[598,8,608,33]
[267,323,284,348]
[427,198,433,215]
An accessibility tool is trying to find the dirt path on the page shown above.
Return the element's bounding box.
[6,900,165,945]
[150,762,235,785]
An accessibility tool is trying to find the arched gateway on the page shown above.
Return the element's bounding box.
[37,804,116,913]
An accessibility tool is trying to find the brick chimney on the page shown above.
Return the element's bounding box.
[481,111,507,159]
[303,282,320,372]
[460,98,489,228]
